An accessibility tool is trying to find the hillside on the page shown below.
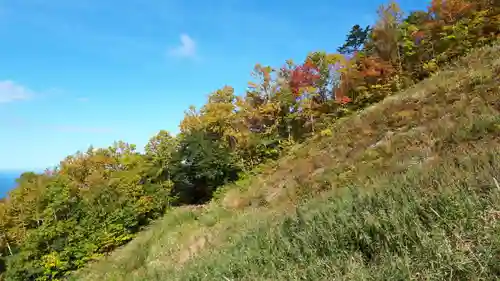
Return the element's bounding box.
[71,43,500,280]
[2,1,500,280]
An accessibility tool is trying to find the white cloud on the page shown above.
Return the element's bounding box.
[0,80,33,103]
[168,33,197,59]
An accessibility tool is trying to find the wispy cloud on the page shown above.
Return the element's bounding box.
[168,33,197,59]
[0,80,33,103]
[53,125,113,134]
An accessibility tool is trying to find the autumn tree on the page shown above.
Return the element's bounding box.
[430,0,474,24]
[370,1,405,80]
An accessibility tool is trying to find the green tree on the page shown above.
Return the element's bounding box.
[145,130,178,181]
[170,130,241,204]
[337,24,372,55]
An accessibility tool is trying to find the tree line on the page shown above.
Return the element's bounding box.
[1,0,499,280]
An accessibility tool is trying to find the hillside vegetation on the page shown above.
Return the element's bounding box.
[72,42,500,281]
[1,1,500,280]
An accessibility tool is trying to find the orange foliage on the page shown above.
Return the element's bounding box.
[430,0,474,24]
[358,56,394,79]
[335,55,394,101]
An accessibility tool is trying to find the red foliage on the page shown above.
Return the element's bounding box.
[288,60,321,97]
[338,95,352,105]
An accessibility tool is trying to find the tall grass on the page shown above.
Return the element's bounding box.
[159,145,500,281]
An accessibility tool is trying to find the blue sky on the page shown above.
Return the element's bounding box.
[0,0,429,171]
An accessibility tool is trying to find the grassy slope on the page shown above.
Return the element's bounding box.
[72,44,500,281]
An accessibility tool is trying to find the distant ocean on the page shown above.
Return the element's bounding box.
[0,171,20,198]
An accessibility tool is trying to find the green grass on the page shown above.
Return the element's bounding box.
[72,44,500,280]
[173,148,500,280]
